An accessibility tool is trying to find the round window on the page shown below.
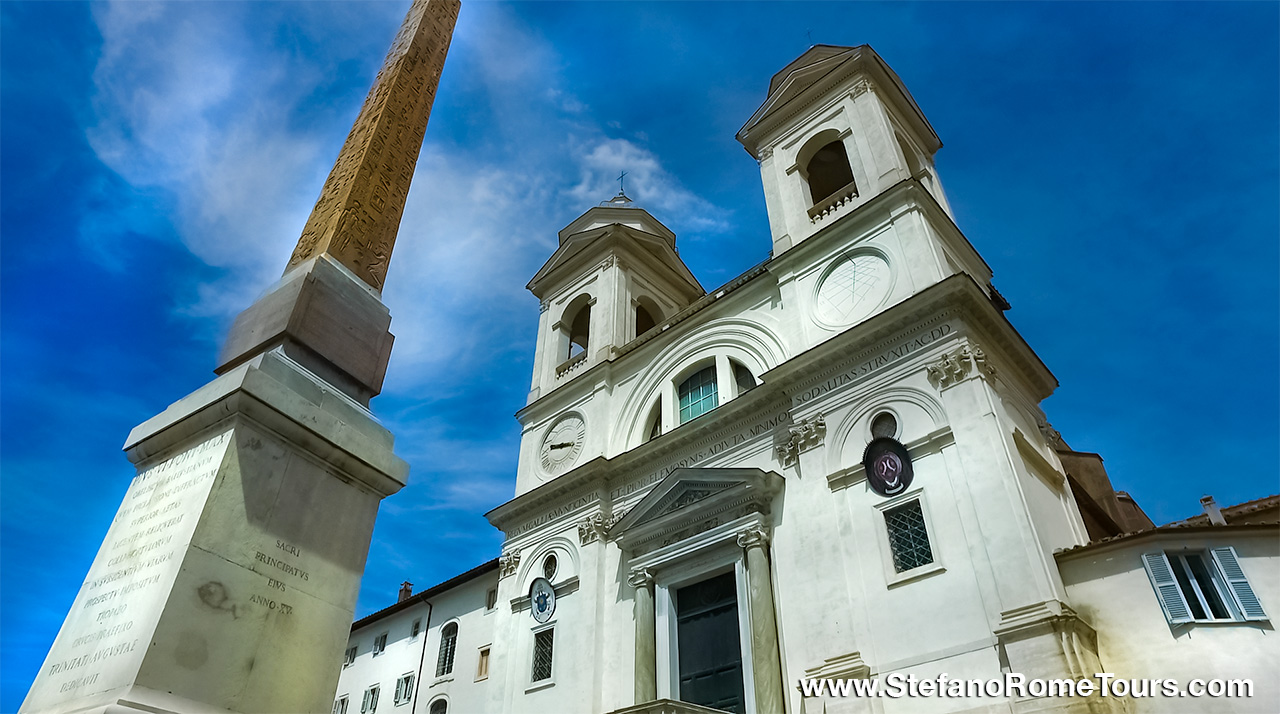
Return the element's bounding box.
[542,553,558,581]
[871,412,898,439]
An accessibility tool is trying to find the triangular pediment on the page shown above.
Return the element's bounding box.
[609,468,783,553]
[740,45,861,141]
[526,223,703,299]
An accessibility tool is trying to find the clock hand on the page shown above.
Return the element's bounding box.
[548,442,575,450]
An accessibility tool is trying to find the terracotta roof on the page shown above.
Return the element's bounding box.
[350,558,499,632]
[1055,494,1279,557]
[1166,494,1280,527]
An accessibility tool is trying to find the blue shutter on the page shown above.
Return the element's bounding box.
[1142,552,1193,625]
[1211,546,1268,621]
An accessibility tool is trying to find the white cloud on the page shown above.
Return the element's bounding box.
[85,1,400,321]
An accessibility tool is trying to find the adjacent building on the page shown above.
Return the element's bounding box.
[333,45,1278,714]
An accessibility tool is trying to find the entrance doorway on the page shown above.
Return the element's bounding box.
[675,572,745,713]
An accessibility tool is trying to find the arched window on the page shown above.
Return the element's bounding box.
[568,304,591,359]
[435,623,457,677]
[635,304,657,337]
[895,132,923,179]
[805,140,856,205]
[645,399,663,442]
[678,366,718,424]
[732,361,757,394]
[428,699,448,714]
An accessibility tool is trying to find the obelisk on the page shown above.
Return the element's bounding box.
[21,2,461,713]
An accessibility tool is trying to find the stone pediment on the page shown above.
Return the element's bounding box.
[752,47,859,128]
[526,223,703,299]
[609,468,782,554]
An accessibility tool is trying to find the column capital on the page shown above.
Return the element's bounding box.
[499,549,521,579]
[736,526,769,550]
[627,567,654,589]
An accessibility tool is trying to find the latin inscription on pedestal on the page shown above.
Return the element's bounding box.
[23,431,233,711]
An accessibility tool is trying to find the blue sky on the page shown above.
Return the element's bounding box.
[2,1,1277,709]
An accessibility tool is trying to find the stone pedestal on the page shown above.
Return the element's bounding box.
[994,601,1119,714]
[21,347,407,714]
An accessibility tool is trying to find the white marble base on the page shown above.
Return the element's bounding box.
[22,349,407,714]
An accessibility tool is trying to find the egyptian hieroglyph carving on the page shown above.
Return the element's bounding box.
[287,0,461,290]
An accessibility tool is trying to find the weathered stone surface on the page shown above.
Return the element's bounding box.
[286,0,461,290]
[22,350,407,714]
[217,255,395,404]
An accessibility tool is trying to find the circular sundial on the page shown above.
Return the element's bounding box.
[814,253,891,326]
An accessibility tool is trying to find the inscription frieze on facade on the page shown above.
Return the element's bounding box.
[791,320,954,408]
[926,343,996,389]
[609,408,791,502]
[286,0,461,290]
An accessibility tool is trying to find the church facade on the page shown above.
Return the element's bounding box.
[333,46,1278,714]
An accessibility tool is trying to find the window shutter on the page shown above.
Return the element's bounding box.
[394,678,403,703]
[1211,546,1268,621]
[1142,552,1193,624]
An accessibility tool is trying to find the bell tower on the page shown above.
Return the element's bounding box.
[737,45,953,255]
[525,193,704,402]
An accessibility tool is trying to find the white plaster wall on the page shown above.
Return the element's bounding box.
[1060,533,1280,714]
[335,604,429,714]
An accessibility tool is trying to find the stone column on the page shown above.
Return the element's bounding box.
[738,527,784,714]
[629,567,657,704]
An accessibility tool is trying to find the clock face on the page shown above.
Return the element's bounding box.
[539,414,585,477]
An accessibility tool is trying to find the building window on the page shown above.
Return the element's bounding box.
[805,140,856,206]
[411,619,421,639]
[476,646,491,681]
[393,673,414,706]
[486,587,498,611]
[732,362,757,394]
[568,303,590,359]
[333,696,349,714]
[884,500,933,573]
[678,366,718,423]
[871,412,898,439]
[372,632,388,656]
[343,645,357,667]
[436,623,458,676]
[645,399,663,442]
[1143,548,1268,625]
[636,303,657,337]
[543,553,558,581]
[531,628,554,682]
[428,700,448,714]
[361,685,380,714]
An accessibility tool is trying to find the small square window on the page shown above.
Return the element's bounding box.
[372,632,388,656]
[361,685,380,714]
[394,673,415,706]
[343,645,357,667]
[333,696,349,714]
[884,500,934,573]
[531,629,554,682]
[486,587,498,612]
